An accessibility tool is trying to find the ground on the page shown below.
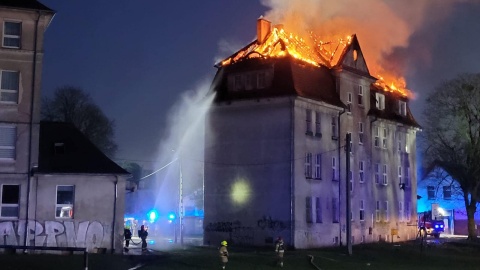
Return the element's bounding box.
[1,236,480,269]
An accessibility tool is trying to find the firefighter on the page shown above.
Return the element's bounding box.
[138,225,149,252]
[124,225,132,252]
[275,236,285,267]
[219,240,229,269]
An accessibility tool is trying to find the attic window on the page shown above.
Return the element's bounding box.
[353,50,358,61]
[399,101,407,116]
[54,142,65,155]
[375,93,385,110]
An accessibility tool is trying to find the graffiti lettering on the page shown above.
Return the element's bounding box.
[0,220,104,249]
[257,216,286,232]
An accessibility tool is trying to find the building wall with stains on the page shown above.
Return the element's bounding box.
[0,174,126,253]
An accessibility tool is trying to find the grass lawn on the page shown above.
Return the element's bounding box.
[1,240,480,269]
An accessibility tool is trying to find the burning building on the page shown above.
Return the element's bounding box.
[204,18,420,248]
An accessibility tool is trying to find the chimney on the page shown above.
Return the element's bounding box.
[257,17,271,45]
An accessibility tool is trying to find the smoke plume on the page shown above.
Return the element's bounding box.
[260,0,473,87]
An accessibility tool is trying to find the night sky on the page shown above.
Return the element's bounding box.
[39,0,480,168]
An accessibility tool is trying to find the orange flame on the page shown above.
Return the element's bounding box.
[221,24,413,98]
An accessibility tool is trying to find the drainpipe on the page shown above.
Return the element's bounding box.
[337,107,346,246]
[289,97,295,248]
[24,11,41,248]
[111,177,118,253]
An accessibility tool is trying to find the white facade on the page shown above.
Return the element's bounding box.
[204,28,419,248]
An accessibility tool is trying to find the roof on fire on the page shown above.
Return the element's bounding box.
[212,55,346,108]
[38,121,129,175]
[0,0,54,12]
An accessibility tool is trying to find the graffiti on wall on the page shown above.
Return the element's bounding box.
[257,215,287,232]
[0,220,105,250]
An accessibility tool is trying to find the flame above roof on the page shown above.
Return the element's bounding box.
[219,25,352,69]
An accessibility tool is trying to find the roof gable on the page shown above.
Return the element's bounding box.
[38,122,128,175]
[336,35,371,75]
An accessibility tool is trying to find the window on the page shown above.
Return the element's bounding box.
[347,92,352,113]
[359,161,364,183]
[397,132,402,153]
[374,127,380,147]
[314,153,321,179]
[306,109,312,134]
[305,153,312,178]
[399,101,407,116]
[359,200,365,221]
[358,122,364,144]
[357,85,364,106]
[405,133,410,153]
[315,111,321,136]
[399,201,404,222]
[234,75,243,91]
[0,125,16,159]
[384,201,389,222]
[332,157,337,181]
[382,164,388,185]
[56,185,75,218]
[375,93,385,110]
[375,163,380,184]
[257,72,266,88]
[1,184,19,218]
[375,201,380,222]
[398,166,402,184]
[382,128,388,148]
[349,169,354,192]
[443,186,452,200]
[306,197,313,223]
[331,116,338,139]
[3,22,21,48]
[0,70,19,103]
[427,186,435,200]
[332,198,339,223]
[245,73,254,90]
[347,132,353,154]
[315,197,322,223]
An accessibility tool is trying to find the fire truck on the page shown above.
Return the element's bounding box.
[418,211,445,238]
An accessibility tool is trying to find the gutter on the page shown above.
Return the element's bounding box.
[111,176,118,253]
[24,10,41,248]
[337,107,346,246]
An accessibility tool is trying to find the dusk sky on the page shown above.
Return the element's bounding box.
[39,0,480,168]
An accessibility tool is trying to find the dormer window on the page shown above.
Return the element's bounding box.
[399,100,407,116]
[375,93,385,110]
[54,142,65,155]
[257,72,266,89]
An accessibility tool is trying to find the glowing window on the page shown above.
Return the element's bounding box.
[56,185,75,218]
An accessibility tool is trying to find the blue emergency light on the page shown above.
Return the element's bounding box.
[147,210,158,222]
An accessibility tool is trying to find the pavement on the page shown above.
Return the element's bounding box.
[123,236,203,256]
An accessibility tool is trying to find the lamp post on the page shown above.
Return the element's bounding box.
[178,156,184,245]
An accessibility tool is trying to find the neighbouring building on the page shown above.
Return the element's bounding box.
[0,1,129,253]
[417,167,480,235]
[204,18,420,248]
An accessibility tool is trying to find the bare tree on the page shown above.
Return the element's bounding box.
[42,86,118,157]
[423,73,480,240]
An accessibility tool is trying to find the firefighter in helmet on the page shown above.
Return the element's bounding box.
[219,240,229,269]
[275,236,285,267]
